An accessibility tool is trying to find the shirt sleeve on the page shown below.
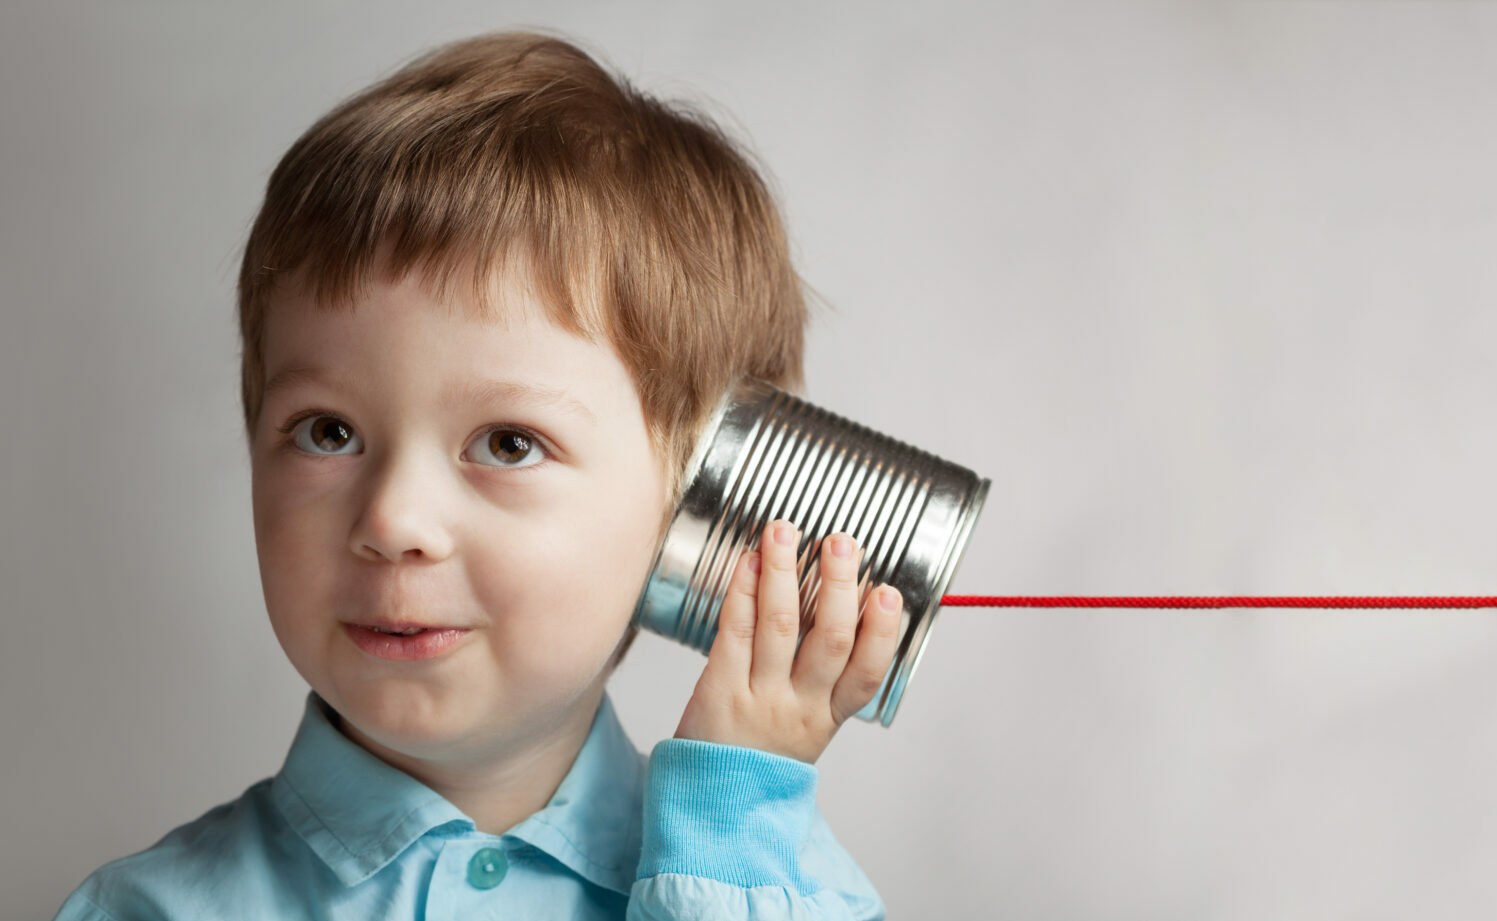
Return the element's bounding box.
[52,889,124,921]
[627,738,886,921]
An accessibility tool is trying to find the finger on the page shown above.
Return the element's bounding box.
[705,548,761,685]
[749,519,805,691]
[830,584,903,723]
[791,533,865,697]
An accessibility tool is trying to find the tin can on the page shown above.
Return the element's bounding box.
[631,376,989,727]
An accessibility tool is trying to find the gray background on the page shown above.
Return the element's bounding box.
[5,1,1496,918]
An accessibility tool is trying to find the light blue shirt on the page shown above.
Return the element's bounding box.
[52,689,884,920]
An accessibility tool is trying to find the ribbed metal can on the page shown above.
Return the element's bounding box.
[631,376,989,727]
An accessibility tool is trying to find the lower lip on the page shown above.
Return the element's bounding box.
[343,624,473,661]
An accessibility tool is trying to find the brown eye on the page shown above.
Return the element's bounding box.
[309,418,352,452]
[289,414,361,455]
[490,431,529,461]
[471,427,548,470]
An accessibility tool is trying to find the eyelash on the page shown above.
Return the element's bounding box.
[275,408,551,470]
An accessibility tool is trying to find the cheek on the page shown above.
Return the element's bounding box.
[469,524,639,665]
[252,472,337,622]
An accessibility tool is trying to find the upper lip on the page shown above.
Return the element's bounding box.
[347,621,471,631]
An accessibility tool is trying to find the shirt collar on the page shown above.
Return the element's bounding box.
[270,688,645,894]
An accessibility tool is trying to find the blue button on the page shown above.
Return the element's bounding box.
[467,847,508,889]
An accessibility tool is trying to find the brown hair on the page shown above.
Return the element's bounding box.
[235,30,808,669]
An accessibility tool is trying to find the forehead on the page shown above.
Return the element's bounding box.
[259,262,624,417]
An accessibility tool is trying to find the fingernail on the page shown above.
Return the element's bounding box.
[830,535,850,558]
[879,587,900,611]
[775,522,794,545]
[748,552,761,573]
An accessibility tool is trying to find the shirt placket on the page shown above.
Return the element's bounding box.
[422,835,517,920]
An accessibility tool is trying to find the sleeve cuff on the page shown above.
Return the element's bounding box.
[636,737,822,894]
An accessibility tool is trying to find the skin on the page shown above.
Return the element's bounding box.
[675,521,905,764]
[250,257,901,837]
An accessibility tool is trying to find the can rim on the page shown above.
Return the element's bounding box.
[630,376,762,629]
[873,473,991,727]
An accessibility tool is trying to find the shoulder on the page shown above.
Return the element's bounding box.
[53,779,305,921]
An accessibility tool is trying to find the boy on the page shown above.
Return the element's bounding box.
[53,29,903,921]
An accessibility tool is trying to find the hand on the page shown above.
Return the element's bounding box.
[672,519,904,764]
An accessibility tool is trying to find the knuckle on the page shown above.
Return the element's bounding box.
[819,627,856,658]
[852,666,886,698]
[798,709,831,737]
[726,688,757,719]
[819,560,859,589]
[824,575,860,595]
[766,547,799,573]
[721,615,757,642]
[765,606,802,639]
[767,618,801,641]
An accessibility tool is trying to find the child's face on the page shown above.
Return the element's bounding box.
[249,260,668,767]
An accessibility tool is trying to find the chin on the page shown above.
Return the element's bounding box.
[334,678,466,729]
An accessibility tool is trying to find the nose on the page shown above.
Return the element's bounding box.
[349,448,456,564]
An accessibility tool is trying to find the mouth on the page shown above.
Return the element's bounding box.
[342,623,473,661]
[357,623,448,636]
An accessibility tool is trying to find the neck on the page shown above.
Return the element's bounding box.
[334,684,606,837]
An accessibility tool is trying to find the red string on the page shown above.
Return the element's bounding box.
[939,595,1497,609]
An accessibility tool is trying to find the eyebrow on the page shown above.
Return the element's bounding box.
[262,366,597,424]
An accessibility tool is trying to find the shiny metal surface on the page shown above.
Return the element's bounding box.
[632,376,990,727]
